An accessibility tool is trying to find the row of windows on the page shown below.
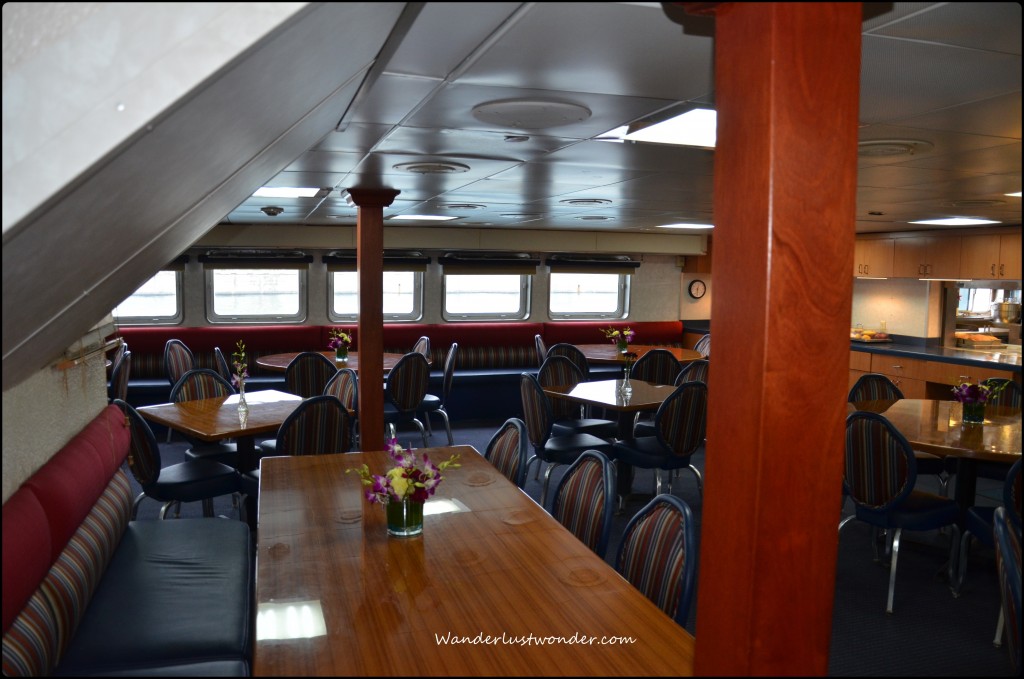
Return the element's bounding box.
[112,269,630,324]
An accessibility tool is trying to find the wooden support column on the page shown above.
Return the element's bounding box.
[692,3,861,675]
[345,188,399,452]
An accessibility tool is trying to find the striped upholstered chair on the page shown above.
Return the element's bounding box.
[993,505,1022,674]
[545,343,591,381]
[612,380,708,500]
[285,351,338,398]
[839,410,960,614]
[630,348,682,385]
[164,339,196,388]
[383,352,431,447]
[550,450,616,559]
[482,417,529,489]
[675,358,709,386]
[537,355,616,439]
[272,395,356,456]
[615,494,698,628]
[107,350,131,403]
[170,368,239,467]
[213,346,234,383]
[325,367,360,445]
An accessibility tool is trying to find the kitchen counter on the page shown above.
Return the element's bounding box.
[851,341,1021,372]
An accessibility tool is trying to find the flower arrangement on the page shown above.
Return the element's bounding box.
[348,436,461,505]
[328,328,352,351]
[231,339,248,391]
[951,380,1006,404]
[602,326,635,348]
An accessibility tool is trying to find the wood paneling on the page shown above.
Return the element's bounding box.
[853,237,894,277]
[892,234,961,278]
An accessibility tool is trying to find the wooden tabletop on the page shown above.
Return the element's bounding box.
[255,350,410,373]
[253,447,695,676]
[137,389,303,442]
[544,378,677,413]
[575,344,703,366]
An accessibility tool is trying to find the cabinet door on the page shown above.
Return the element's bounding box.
[927,234,961,279]
[893,237,929,277]
[960,234,1001,279]
[862,238,893,277]
[998,232,1021,280]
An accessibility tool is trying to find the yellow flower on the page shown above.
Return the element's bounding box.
[387,467,410,498]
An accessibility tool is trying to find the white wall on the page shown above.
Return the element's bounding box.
[850,278,938,337]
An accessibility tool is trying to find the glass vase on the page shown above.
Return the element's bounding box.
[617,340,628,355]
[386,498,424,537]
[237,379,249,420]
[336,347,348,362]
[620,367,633,398]
[961,401,985,425]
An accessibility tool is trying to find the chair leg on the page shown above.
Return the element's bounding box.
[886,527,903,614]
[685,464,704,499]
[131,492,146,520]
[201,498,215,517]
[436,408,453,446]
[412,418,429,447]
[838,514,857,532]
[540,463,560,509]
[952,530,973,597]
[993,609,1004,648]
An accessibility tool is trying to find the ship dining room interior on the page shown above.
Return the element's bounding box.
[2,2,1022,677]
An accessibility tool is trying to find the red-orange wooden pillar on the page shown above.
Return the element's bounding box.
[345,188,399,452]
[691,3,862,675]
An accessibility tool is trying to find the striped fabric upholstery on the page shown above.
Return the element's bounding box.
[385,353,430,411]
[551,451,615,558]
[657,382,708,458]
[676,359,709,386]
[843,412,913,510]
[983,377,1022,408]
[412,336,431,358]
[847,373,904,403]
[993,506,1021,674]
[286,351,339,398]
[519,373,553,450]
[2,471,132,676]
[163,339,195,387]
[534,334,547,367]
[630,349,681,385]
[117,400,160,486]
[693,333,710,358]
[108,351,131,402]
[276,395,354,455]
[325,368,359,412]
[615,495,695,626]
[213,347,233,382]
[538,356,584,420]
[484,419,528,488]
[170,369,234,402]
[546,343,590,380]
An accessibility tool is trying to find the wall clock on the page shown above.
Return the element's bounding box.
[688,279,707,299]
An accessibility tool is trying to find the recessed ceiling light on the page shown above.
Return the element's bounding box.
[254,186,323,198]
[560,198,612,206]
[857,139,933,157]
[575,215,613,221]
[393,161,470,174]
[656,223,714,229]
[472,99,592,129]
[388,214,459,222]
[601,108,717,148]
[909,218,1000,226]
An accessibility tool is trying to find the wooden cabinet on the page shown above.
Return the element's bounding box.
[853,238,894,277]
[892,234,961,278]
[960,231,1021,280]
[868,354,928,398]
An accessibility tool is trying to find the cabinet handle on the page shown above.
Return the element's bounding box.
[857,264,863,274]
[991,264,996,277]
[865,264,870,275]
[926,264,932,275]
[999,263,1005,277]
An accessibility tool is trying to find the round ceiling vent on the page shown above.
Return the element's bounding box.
[472,99,592,130]
[560,198,612,206]
[944,199,1005,208]
[857,139,934,157]
[393,161,470,174]
[575,215,613,221]
[442,203,487,210]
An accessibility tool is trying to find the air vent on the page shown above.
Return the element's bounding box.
[560,198,613,206]
[575,215,613,221]
[546,253,639,273]
[442,203,487,210]
[471,99,592,129]
[857,139,933,157]
[393,161,470,174]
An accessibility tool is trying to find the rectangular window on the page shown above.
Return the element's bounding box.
[548,272,630,319]
[443,274,530,320]
[112,270,183,324]
[206,269,306,322]
[328,271,423,321]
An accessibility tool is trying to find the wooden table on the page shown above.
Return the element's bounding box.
[253,447,695,676]
[137,389,302,472]
[575,344,702,366]
[255,350,410,373]
[849,399,1021,512]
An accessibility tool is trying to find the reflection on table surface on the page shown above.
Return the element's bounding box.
[254,350,410,373]
[574,343,703,365]
[253,447,695,677]
[544,378,676,413]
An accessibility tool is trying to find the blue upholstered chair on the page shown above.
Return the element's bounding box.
[108,349,131,403]
[482,417,530,489]
[519,373,615,508]
[545,343,591,381]
[213,346,233,383]
[285,351,338,398]
[675,359,709,386]
[273,394,356,456]
[993,506,1022,674]
[163,338,196,442]
[615,494,698,628]
[113,399,238,519]
[631,348,682,385]
[418,342,458,445]
[839,410,961,614]
[537,355,616,439]
[550,450,617,559]
[412,335,431,359]
[169,369,239,467]
[384,352,431,447]
[612,381,708,501]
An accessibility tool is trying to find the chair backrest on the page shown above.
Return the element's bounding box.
[112,399,161,488]
[275,395,355,455]
[551,450,617,558]
[213,346,233,383]
[676,359,709,386]
[1004,458,1022,532]
[413,336,431,359]
[693,333,711,358]
[848,373,904,402]
[483,417,529,488]
[325,367,359,412]
[170,368,235,402]
[537,355,585,420]
[843,411,916,511]
[286,351,339,398]
[615,494,698,627]
[519,372,554,450]
[164,339,195,387]
[993,505,1022,675]
[631,349,682,385]
[112,340,128,367]
[109,350,132,402]
[534,334,548,367]
[983,377,1022,408]
[440,342,459,403]
[384,352,431,411]
[546,343,590,380]
[655,381,708,458]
